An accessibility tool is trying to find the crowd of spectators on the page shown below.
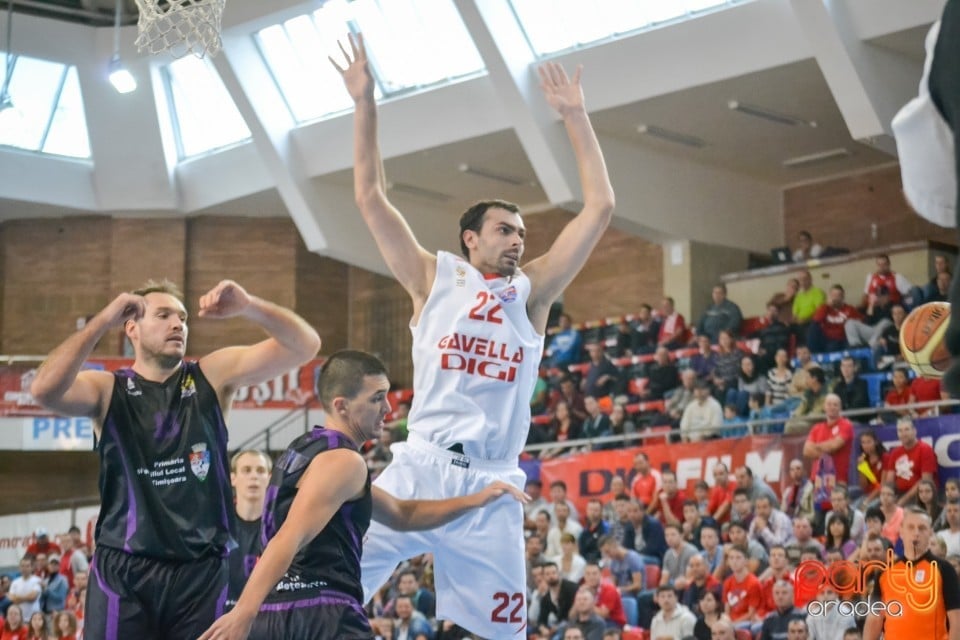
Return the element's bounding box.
[0,527,87,640]
[350,247,957,640]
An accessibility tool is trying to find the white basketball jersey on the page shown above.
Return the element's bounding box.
[408,251,544,460]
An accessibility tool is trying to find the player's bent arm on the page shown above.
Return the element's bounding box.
[371,481,528,531]
[31,323,118,419]
[199,296,320,393]
[198,450,366,640]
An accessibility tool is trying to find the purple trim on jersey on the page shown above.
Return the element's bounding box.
[340,502,362,567]
[261,485,279,547]
[259,590,364,614]
[216,581,228,618]
[103,414,138,553]
[210,397,233,547]
[92,560,121,640]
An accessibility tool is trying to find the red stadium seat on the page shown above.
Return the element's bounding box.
[735,630,752,640]
[739,316,764,337]
[642,425,672,446]
[530,414,552,426]
[627,378,649,396]
[644,564,660,589]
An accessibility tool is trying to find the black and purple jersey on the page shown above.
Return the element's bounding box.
[261,427,371,606]
[94,361,234,560]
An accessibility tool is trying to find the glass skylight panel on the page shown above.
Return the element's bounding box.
[510,0,741,56]
[255,0,485,123]
[163,56,251,159]
[41,67,91,159]
[0,54,91,158]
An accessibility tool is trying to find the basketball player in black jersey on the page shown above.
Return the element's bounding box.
[198,350,527,640]
[30,279,320,640]
[225,449,271,613]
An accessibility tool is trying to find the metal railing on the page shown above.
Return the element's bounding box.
[233,404,315,453]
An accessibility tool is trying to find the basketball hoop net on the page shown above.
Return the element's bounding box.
[134,0,225,59]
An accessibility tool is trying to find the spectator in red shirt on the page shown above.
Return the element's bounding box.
[24,529,60,558]
[883,417,938,506]
[707,462,737,524]
[722,545,762,627]
[581,562,626,628]
[808,285,861,353]
[630,452,662,508]
[658,296,687,349]
[884,367,914,419]
[863,254,916,308]
[910,375,943,415]
[802,394,855,487]
[656,470,687,527]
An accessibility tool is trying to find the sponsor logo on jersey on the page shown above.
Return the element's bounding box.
[499,286,518,303]
[181,374,196,398]
[455,265,466,287]
[438,332,525,382]
[189,442,211,481]
[125,377,142,397]
[451,454,471,469]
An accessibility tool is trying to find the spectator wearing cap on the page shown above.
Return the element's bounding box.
[25,528,60,558]
[41,555,68,615]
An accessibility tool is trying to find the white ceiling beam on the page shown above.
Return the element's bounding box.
[788,0,923,155]
[454,0,580,209]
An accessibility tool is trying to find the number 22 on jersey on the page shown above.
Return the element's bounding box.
[468,291,503,325]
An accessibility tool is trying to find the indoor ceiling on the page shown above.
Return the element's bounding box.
[591,58,898,186]
[0,5,933,224]
[7,0,138,27]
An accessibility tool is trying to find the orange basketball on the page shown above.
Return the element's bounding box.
[900,301,952,378]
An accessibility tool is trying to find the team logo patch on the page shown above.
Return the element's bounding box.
[499,286,517,303]
[189,443,210,481]
[181,374,196,398]
[455,265,466,288]
[125,377,142,397]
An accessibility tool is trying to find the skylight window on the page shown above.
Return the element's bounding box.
[0,54,91,159]
[162,56,252,160]
[509,0,745,57]
[255,0,485,123]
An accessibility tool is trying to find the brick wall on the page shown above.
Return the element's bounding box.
[522,209,664,323]
[783,165,948,253]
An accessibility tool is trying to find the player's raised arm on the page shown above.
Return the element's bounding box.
[524,63,616,326]
[197,280,320,397]
[331,34,435,306]
[30,293,142,418]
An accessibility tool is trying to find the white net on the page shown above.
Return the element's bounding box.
[134,0,226,59]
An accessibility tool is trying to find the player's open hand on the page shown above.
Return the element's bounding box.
[198,280,252,319]
[101,293,146,328]
[538,62,585,117]
[196,610,253,640]
[477,480,530,506]
[330,32,375,103]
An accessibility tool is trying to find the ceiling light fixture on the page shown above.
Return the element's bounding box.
[458,163,530,187]
[636,124,707,148]
[782,147,850,168]
[728,100,816,128]
[108,0,136,94]
[386,181,452,202]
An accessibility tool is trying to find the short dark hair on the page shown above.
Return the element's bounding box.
[799,230,812,241]
[458,199,521,259]
[727,521,747,533]
[864,507,885,524]
[316,350,388,409]
[132,278,184,301]
[550,480,568,491]
[656,584,677,595]
[808,367,826,385]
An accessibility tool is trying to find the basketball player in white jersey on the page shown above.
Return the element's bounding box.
[332,34,615,637]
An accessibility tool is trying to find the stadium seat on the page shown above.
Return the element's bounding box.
[627,378,649,397]
[862,372,891,407]
[621,596,639,627]
[735,630,752,640]
[644,564,660,589]
[641,425,672,446]
[530,414,552,426]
